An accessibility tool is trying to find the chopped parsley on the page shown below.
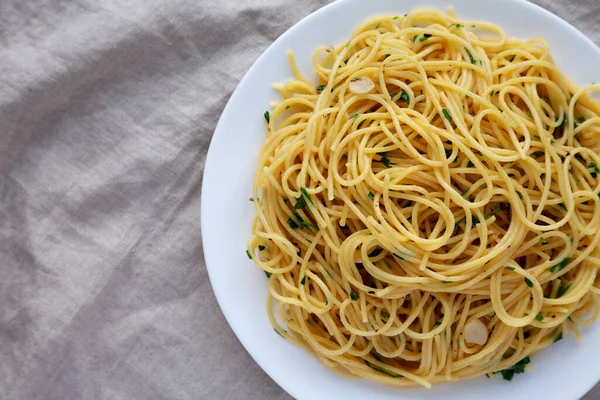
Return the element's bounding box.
[467,160,474,168]
[350,291,360,301]
[265,271,272,278]
[556,283,571,298]
[274,328,286,338]
[488,311,496,317]
[524,277,533,288]
[368,191,375,201]
[300,187,315,206]
[448,23,464,29]
[258,245,266,251]
[399,89,410,104]
[294,196,307,209]
[535,313,544,321]
[442,280,452,284]
[287,217,299,229]
[381,311,390,319]
[350,113,359,119]
[465,48,478,64]
[540,237,547,244]
[246,250,253,259]
[315,85,325,92]
[378,154,392,168]
[550,257,570,273]
[442,108,452,121]
[264,111,270,123]
[287,213,319,230]
[554,332,563,343]
[494,357,531,381]
[484,204,502,219]
[454,215,466,227]
[384,54,391,60]
[461,188,470,196]
[506,266,516,271]
[365,360,403,378]
[393,16,399,20]
[300,276,306,285]
[588,162,599,178]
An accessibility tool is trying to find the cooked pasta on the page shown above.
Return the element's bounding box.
[248,8,600,388]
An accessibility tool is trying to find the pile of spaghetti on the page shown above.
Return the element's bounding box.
[248,8,600,388]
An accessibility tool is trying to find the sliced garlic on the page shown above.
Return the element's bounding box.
[464,319,488,345]
[349,77,375,94]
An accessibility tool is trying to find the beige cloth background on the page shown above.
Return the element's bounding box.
[0,0,598,399]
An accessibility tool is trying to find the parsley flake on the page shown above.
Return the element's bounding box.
[264,111,270,123]
[365,360,403,378]
[550,258,570,273]
[442,108,452,121]
[350,291,360,301]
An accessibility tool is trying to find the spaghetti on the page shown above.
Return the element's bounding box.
[248,8,600,388]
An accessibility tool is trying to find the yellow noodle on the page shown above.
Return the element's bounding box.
[248,8,600,388]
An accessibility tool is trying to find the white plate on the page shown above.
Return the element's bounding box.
[201,0,600,399]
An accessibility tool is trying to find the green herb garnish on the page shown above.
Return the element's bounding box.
[550,258,570,273]
[506,266,516,271]
[535,313,544,321]
[442,108,452,121]
[465,48,478,64]
[488,311,496,317]
[274,328,286,338]
[540,237,547,244]
[368,191,375,201]
[556,283,571,298]
[246,250,253,259]
[448,23,464,29]
[315,85,325,92]
[300,187,315,206]
[265,271,272,278]
[264,111,270,123]
[524,277,533,288]
[588,162,599,178]
[350,113,359,119]
[259,245,266,251]
[554,332,563,343]
[381,311,390,319]
[365,360,403,378]
[400,89,410,104]
[378,155,392,168]
[294,196,307,210]
[301,276,306,285]
[454,215,466,227]
[442,280,451,284]
[350,291,360,301]
[494,357,531,381]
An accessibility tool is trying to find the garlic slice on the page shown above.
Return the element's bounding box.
[464,319,488,345]
[349,77,375,94]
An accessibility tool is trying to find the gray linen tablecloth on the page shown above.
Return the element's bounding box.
[1,0,599,399]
